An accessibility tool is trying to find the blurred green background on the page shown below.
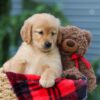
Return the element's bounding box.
[0,0,100,100]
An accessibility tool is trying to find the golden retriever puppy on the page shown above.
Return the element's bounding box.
[3,13,62,88]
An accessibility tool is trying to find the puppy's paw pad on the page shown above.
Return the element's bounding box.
[39,78,55,88]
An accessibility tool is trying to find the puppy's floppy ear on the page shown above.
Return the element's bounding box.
[57,27,64,44]
[20,19,32,44]
[57,29,62,44]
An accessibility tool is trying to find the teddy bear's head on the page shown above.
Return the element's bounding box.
[59,26,92,56]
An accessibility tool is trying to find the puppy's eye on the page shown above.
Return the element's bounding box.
[51,32,56,36]
[38,31,43,35]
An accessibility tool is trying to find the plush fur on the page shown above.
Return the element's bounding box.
[59,26,96,93]
[3,13,62,88]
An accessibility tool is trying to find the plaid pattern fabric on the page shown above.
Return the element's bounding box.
[6,72,87,100]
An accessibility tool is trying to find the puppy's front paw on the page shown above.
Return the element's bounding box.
[39,77,55,88]
[3,62,10,72]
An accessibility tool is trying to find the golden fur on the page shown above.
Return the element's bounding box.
[3,13,62,88]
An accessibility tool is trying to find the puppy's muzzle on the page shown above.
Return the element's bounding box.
[44,41,52,49]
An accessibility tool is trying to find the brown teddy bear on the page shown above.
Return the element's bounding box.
[58,26,97,93]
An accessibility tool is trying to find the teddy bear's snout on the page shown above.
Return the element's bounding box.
[62,39,78,53]
[66,40,75,47]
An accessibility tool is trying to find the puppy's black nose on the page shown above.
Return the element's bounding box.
[44,41,52,49]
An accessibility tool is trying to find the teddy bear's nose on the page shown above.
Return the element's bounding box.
[66,40,75,47]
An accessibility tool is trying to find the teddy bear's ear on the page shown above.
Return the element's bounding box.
[78,30,92,56]
[82,30,92,46]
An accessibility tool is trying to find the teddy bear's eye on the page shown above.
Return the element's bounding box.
[73,32,77,34]
[72,37,76,40]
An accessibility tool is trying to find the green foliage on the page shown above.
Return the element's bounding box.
[88,85,100,100]
[0,0,11,16]
[0,1,68,66]
[23,0,68,25]
[88,60,100,100]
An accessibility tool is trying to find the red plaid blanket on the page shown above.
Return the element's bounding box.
[6,72,87,100]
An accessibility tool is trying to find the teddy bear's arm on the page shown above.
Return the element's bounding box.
[79,60,97,93]
[62,67,83,79]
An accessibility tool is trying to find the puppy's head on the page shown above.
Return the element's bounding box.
[20,13,60,52]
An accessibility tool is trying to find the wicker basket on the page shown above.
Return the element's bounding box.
[0,68,17,100]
